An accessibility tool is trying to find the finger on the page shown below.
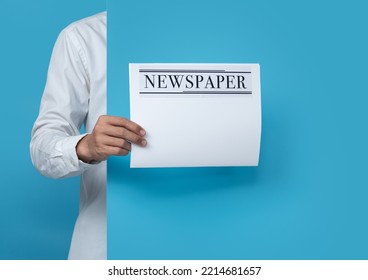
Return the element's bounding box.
[103,116,146,136]
[102,136,131,151]
[103,126,147,147]
[104,146,130,157]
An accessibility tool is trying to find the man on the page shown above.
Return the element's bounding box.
[30,12,146,259]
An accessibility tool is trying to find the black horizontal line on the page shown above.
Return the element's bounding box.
[139,69,251,74]
[140,91,252,95]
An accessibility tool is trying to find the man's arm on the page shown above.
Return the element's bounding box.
[30,27,146,179]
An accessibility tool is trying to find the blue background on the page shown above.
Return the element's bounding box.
[0,0,105,259]
[108,0,368,259]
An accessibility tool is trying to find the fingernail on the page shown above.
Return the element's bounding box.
[140,130,146,136]
[141,139,147,147]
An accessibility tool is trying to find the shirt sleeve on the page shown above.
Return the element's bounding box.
[30,27,95,179]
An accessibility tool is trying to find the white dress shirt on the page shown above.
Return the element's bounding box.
[30,12,107,260]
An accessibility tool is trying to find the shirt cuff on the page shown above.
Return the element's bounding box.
[61,133,98,173]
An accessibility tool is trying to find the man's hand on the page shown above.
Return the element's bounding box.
[76,115,147,163]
